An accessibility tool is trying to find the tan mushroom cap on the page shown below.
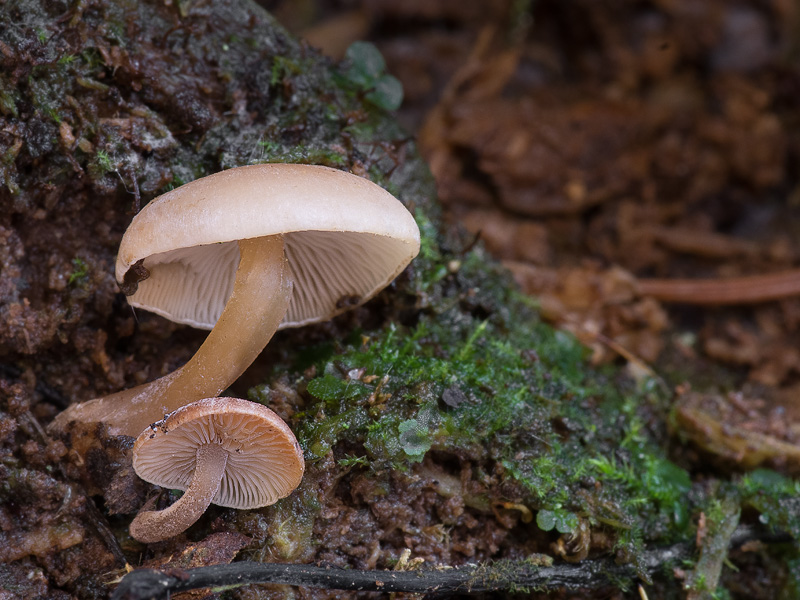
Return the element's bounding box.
[133,397,304,509]
[117,163,421,329]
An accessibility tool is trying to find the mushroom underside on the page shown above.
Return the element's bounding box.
[131,230,414,330]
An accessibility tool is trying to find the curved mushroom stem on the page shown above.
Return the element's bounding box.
[50,236,292,437]
[129,443,228,543]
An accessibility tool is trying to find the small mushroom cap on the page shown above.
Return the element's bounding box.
[133,397,304,509]
[117,164,421,329]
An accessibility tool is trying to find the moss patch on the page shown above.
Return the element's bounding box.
[248,157,800,591]
[245,192,698,580]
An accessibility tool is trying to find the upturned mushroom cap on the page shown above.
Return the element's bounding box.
[117,163,421,329]
[133,397,304,509]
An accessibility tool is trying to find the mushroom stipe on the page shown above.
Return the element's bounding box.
[51,235,292,437]
[49,164,420,438]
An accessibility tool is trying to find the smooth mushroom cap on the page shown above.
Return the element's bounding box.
[133,397,304,510]
[117,163,421,330]
[50,165,420,439]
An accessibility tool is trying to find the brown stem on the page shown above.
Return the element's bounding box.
[129,443,228,543]
[637,269,800,305]
[50,236,292,437]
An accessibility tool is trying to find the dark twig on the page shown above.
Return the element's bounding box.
[109,559,619,600]
[110,525,792,600]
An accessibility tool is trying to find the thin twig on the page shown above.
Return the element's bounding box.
[110,525,791,600]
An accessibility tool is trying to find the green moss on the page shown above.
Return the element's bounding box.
[270,55,303,87]
[57,54,77,67]
[89,150,115,179]
[586,430,692,533]
[339,41,404,111]
[397,417,434,460]
[307,374,371,403]
[739,469,800,538]
[273,195,697,567]
[536,508,579,534]
[337,455,369,468]
[67,257,89,287]
[782,555,800,599]
[0,76,19,118]
[79,47,106,71]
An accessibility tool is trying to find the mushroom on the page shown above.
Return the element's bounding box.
[129,396,304,543]
[51,164,420,437]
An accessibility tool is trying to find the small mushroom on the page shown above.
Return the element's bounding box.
[129,396,304,543]
[51,164,420,437]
